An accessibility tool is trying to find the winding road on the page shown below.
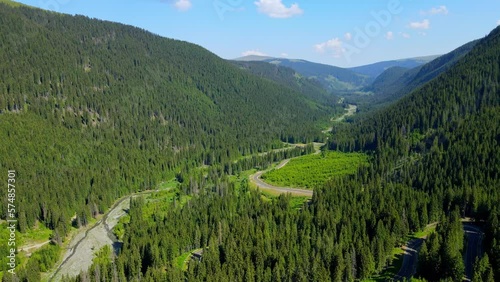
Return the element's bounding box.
[463,224,483,281]
[249,142,329,197]
[251,103,357,195]
[249,148,319,197]
[394,238,424,281]
[251,164,313,197]
[393,222,483,281]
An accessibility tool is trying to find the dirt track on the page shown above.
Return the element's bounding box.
[19,241,50,256]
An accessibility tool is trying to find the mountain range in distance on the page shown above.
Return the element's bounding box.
[234,54,440,92]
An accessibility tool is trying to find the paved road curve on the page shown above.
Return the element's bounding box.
[250,160,313,197]
[249,143,327,197]
[394,238,424,281]
[463,224,483,280]
[393,222,483,281]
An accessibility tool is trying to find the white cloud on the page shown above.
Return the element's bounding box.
[242,50,267,57]
[422,6,449,16]
[314,38,346,58]
[254,0,303,18]
[385,31,394,40]
[409,19,430,30]
[497,20,500,26]
[174,0,192,11]
[344,32,352,41]
[280,53,289,57]
[400,32,411,39]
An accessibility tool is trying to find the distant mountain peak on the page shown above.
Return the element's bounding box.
[349,55,441,78]
[234,55,276,61]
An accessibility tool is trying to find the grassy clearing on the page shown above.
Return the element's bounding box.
[174,248,203,271]
[410,223,436,239]
[142,188,190,219]
[289,196,310,210]
[156,178,179,191]
[261,151,369,189]
[258,191,308,210]
[228,169,257,194]
[260,194,273,203]
[18,221,52,246]
[175,251,192,271]
[364,248,405,282]
[0,223,21,280]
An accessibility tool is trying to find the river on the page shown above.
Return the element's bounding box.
[49,190,160,281]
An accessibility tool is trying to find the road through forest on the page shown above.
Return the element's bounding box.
[250,165,314,197]
[19,240,50,256]
[249,143,325,197]
[51,106,357,279]
[394,238,424,281]
[393,222,483,281]
[251,104,358,196]
[463,224,484,280]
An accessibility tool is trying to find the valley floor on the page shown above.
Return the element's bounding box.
[49,188,172,281]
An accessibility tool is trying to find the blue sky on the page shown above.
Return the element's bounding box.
[15,0,500,67]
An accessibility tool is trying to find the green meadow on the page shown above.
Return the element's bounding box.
[261,151,368,189]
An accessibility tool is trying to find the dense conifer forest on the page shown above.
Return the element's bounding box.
[0,3,333,240]
[62,27,499,282]
[231,60,342,108]
[329,26,500,281]
[0,2,499,281]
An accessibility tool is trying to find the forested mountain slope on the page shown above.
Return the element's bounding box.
[367,66,410,96]
[2,2,499,281]
[348,55,438,78]
[367,39,478,104]
[0,4,333,238]
[232,60,341,107]
[330,26,500,280]
[236,56,371,91]
[67,26,500,282]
